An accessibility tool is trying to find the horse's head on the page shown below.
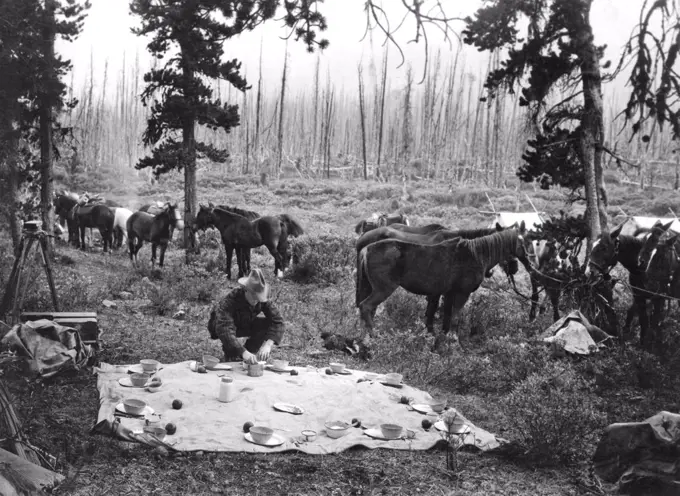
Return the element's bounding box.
[194,203,214,232]
[637,220,674,270]
[588,224,623,275]
[162,202,179,227]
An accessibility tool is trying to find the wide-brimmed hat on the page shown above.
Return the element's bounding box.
[238,269,269,302]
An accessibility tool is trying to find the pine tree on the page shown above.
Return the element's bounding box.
[0,0,88,252]
[130,0,328,260]
[463,0,680,242]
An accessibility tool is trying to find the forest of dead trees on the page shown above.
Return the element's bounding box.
[62,46,679,190]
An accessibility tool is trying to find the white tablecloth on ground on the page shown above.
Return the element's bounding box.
[93,361,501,454]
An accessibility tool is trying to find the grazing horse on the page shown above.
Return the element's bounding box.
[588,224,657,347]
[126,202,178,267]
[194,205,304,279]
[356,229,528,349]
[112,207,133,249]
[354,212,410,235]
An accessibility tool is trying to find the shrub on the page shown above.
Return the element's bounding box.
[437,336,548,394]
[501,362,606,465]
[288,234,355,284]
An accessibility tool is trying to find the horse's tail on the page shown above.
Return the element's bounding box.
[355,220,366,235]
[279,214,304,237]
[356,247,372,307]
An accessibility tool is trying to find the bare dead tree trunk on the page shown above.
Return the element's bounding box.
[254,40,263,168]
[275,44,288,174]
[376,47,389,178]
[357,64,368,180]
[312,55,320,168]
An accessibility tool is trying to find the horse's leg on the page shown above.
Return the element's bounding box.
[529,274,540,321]
[79,226,86,251]
[99,228,108,253]
[636,296,649,349]
[128,237,135,266]
[550,287,560,322]
[265,243,284,279]
[436,291,470,351]
[425,295,440,334]
[151,242,157,267]
[159,242,167,268]
[277,236,289,273]
[358,281,399,336]
[225,244,233,279]
[243,247,251,275]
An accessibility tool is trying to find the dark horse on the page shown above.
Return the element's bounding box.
[126,202,178,267]
[354,212,410,235]
[193,205,304,279]
[635,221,680,343]
[213,203,260,274]
[72,201,115,252]
[355,223,515,333]
[588,223,661,347]
[139,202,182,241]
[53,191,80,246]
[356,229,528,350]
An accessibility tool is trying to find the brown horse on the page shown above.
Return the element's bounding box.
[126,202,178,267]
[355,224,512,332]
[194,205,304,279]
[356,229,528,349]
[354,212,409,235]
[213,203,260,273]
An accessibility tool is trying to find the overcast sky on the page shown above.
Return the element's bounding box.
[57,0,643,98]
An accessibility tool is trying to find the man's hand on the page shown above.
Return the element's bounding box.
[256,340,273,361]
[242,350,257,365]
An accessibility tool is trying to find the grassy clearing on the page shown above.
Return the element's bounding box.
[1,175,679,495]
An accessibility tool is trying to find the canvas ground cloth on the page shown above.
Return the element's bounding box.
[92,361,501,454]
[1,319,94,378]
[593,411,680,495]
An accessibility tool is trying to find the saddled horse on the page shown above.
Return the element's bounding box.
[354,212,410,235]
[71,199,115,252]
[126,202,178,267]
[139,202,183,241]
[588,223,660,347]
[356,229,528,349]
[194,205,304,279]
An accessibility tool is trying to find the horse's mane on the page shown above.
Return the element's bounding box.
[451,227,497,239]
[217,204,260,221]
[461,229,519,268]
[213,207,250,222]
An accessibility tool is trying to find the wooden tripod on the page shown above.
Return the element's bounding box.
[0,222,59,325]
